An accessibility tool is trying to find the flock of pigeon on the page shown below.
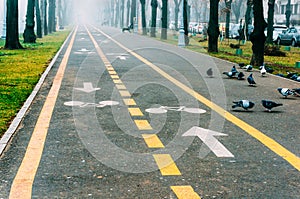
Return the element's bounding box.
[206,63,300,112]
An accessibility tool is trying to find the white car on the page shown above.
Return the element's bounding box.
[264,25,287,42]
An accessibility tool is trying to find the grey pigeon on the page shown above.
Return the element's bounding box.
[262,100,283,112]
[223,71,237,78]
[231,65,238,73]
[237,72,245,80]
[277,87,294,98]
[292,88,300,96]
[247,73,256,86]
[238,63,245,68]
[206,68,213,77]
[232,100,255,110]
[244,65,253,71]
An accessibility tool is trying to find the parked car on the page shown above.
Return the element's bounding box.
[229,24,240,39]
[264,25,287,43]
[189,22,198,33]
[277,26,300,47]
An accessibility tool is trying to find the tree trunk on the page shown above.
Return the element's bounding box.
[36,0,42,38]
[266,0,275,44]
[245,0,253,40]
[44,0,48,35]
[150,0,157,37]
[4,0,23,49]
[207,0,219,52]
[130,0,136,27]
[115,0,119,27]
[140,0,147,35]
[161,0,168,40]
[174,0,181,31]
[225,0,232,39]
[24,0,37,43]
[250,0,267,66]
[183,0,189,45]
[126,0,130,26]
[120,0,125,27]
[285,0,291,27]
[57,0,63,29]
[48,0,56,33]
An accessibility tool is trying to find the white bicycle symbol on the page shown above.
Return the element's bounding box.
[64,100,119,108]
[145,106,206,114]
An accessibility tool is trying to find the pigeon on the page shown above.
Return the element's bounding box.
[262,100,283,112]
[237,72,245,80]
[290,74,298,80]
[244,65,253,71]
[231,65,238,73]
[277,87,294,98]
[286,72,297,79]
[260,65,267,76]
[206,68,213,77]
[238,63,245,68]
[232,100,255,110]
[292,88,300,96]
[223,71,237,78]
[266,67,274,73]
[296,77,300,82]
[247,73,256,86]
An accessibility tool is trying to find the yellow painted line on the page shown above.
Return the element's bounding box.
[119,90,131,97]
[128,107,144,116]
[142,134,164,148]
[113,79,122,84]
[134,120,152,130]
[94,27,300,172]
[107,67,114,71]
[9,27,78,199]
[115,84,127,90]
[171,186,201,199]
[108,70,117,75]
[110,74,120,79]
[153,154,181,176]
[123,98,137,106]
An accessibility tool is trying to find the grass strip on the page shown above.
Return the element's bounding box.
[0,30,70,137]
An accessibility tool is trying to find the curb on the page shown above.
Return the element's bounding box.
[0,28,75,156]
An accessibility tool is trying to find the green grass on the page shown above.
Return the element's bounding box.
[0,30,70,137]
[154,32,300,74]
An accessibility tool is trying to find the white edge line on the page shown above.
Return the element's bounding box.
[0,28,75,156]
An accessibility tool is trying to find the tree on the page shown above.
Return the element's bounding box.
[174,0,182,31]
[225,0,232,38]
[48,0,56,33]
[250,0,267,66]
[36,0,42,38]
[140,0,147,35]
[43,0,48,35]
[120,0,125,27]
[183,0,189,45]
[4,0,23,49]
[161,0,168,40]
[285,0,291,27]
[245,0,253,40]
[150,0,158,37]
[126,0,130,26]
[207,0,220,52]
[23,0,37,43]
[266,0,275,44]
[231,0,244,24]
[130,0,136,27]
[57,0,63,29]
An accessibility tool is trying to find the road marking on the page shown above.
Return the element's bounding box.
[108,70,117,75]
[9,27,78,199]
[115,84,127,90]
[142,134,164,148]
[110,74,120,79]
[171,186,201,199]
[74,82,101,93]
[119,90,131,97]
[128,108,144,116]
[94,26,300,172]
[113,79,122,84]
[123,98,137,106]
[153,154,181,176]
[134,120,153,130]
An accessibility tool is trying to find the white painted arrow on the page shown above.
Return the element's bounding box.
[74,82,101,93]
[182,126,234,158]
[117,56,127,60]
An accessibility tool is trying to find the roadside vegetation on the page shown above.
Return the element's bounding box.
[157,32,300,75]
[0,30,70,137]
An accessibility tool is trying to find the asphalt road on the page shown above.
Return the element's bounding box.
[0,25,299,198]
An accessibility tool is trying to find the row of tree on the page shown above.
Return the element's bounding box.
[4,0,69,50]
[105,0,293,66]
